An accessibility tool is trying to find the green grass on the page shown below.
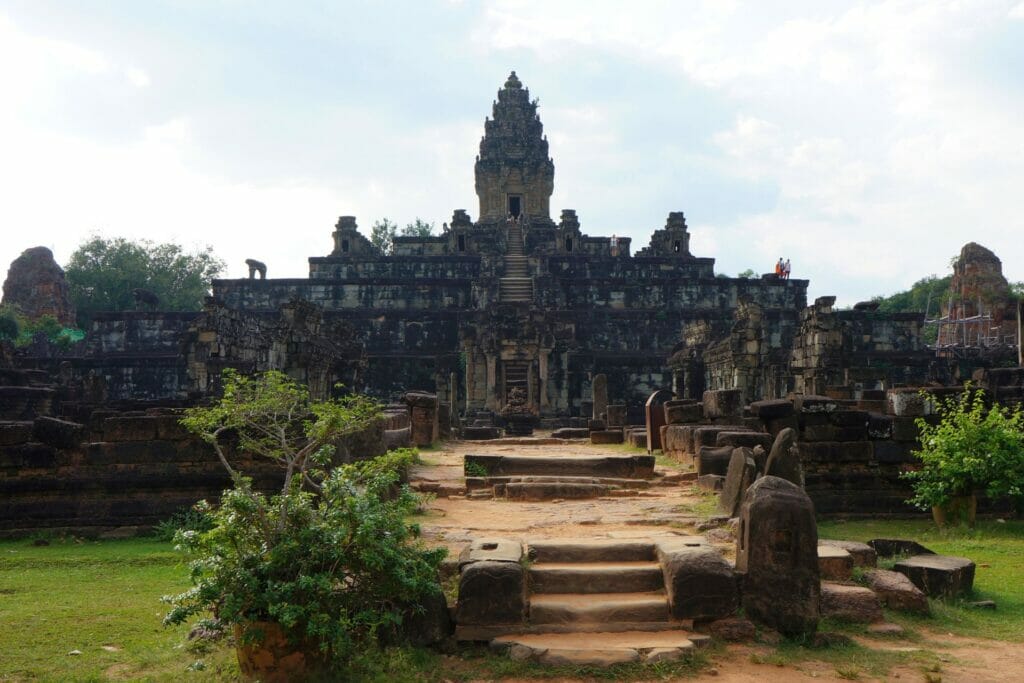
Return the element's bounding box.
[819,518,1024,640]
[0,537,238,681]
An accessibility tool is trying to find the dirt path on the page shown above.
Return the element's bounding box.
[410,436,1024,682]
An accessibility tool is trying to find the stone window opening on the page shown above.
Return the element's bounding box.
[508,195,522,218]
[564,237,573,252]
[342,239,350,253]
[673,240,681,253]
[458,234,466,252]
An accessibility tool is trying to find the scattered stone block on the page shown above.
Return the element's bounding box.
[715,431,772,450]
[657,541,738,621]
[461,426,500,440]
[893,555,976,599]
[820,582,884,623]
[736,476,820,637]
[820,539,876,567]
[664,400,702,424]
[456,548,527,627]
[707,617,756,642]
[868,539,935,558]
[696,445,733,476]
[862,569,929,614]
[551,427,589,439]
[590,429,624,445]
[749,399,794,420]
[702,389,743,419]
[817,545,854,580]
[383,426,412,450]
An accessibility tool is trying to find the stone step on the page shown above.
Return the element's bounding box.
[500,481,610,500]
[530,592,669,624]
[527,539,657,563]
[465,453,656,480]
[530,562,664,594]
[465,474,651,490]
[492,630,704,666]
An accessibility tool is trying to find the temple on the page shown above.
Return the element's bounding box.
[211,72,810,417]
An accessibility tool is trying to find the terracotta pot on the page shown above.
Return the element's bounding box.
[233,621,327,682]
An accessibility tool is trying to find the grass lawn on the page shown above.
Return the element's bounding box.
[0,538,238,682]
[819,518,1024,640]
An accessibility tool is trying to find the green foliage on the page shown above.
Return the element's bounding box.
[872,274,952,314]
[169,370,443,664]
[152,505,215,543]
[0,306,84,348]
[163,451,445,664]
[737,268,757,279]
[64,235,224,327]
[402,218,435,237]
[179,369,382,489]
[0,306,21,341]
[903,387,1024,510]
[370,218,399,255]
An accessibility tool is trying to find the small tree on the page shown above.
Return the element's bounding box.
[904,387,1024,520]
[737,268,757,279]
[370,218,398,255]
[165,369,445,665]
[402,218,435,237]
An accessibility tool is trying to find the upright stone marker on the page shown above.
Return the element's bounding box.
[592,374,608,421]
[765,427,804,487]
[718,447,756,517]
[736,476,820,637]
[644,389,672,453]
[403,391,439,447]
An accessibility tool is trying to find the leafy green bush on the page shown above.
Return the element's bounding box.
[164,369,444,664]
[904,387,1024,510]
[163,450,444,663]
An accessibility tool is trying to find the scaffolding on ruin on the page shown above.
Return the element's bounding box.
[925,294,1019,360]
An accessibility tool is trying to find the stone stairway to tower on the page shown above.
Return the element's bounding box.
[456,537,716,665]
[500,222,533,302]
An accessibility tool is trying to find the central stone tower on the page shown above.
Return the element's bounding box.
[475,71,555,224]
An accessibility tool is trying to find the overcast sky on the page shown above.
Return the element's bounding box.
[2,1,1023,305]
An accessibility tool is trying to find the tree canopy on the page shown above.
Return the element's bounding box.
[871,275,952,315]
[402,218,435,237]
[65,235,224,327]
[370,218,398,254]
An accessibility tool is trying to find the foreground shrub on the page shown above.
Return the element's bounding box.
[163,369,445,665]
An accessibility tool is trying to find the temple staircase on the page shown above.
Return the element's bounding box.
[500,222,533,302]
[461,539,708,666]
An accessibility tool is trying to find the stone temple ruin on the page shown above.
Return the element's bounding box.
[0,72,1018,664]
[0,71,1021,534]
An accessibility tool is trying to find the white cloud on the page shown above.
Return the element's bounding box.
[125,66,150,87]
[1010,2,1024,19]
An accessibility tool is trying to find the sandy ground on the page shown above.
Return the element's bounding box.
[409,436,1024,682]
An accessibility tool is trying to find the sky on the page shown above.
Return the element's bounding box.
[1,0,1023,306]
